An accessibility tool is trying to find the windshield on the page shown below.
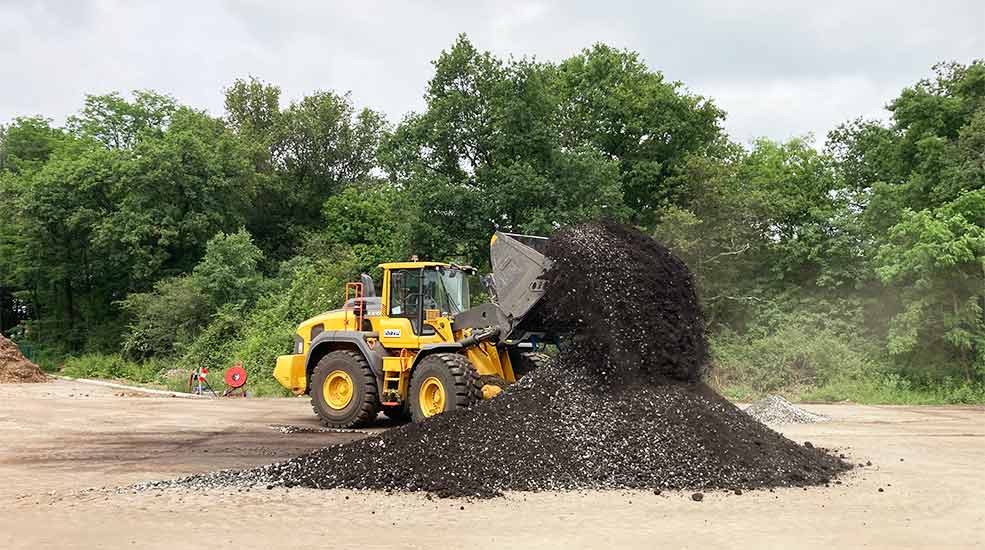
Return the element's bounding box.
[426,267,470,315]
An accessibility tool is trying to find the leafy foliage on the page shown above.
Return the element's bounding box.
[118,276,209,359]
[118,229,267,359]
[222,78,390,261]
[178,252,364,395]
[191,229,267,308]
[61,353,169,385]
[380,36,716,265]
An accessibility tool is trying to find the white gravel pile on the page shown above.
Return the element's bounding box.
[745,395,828,425]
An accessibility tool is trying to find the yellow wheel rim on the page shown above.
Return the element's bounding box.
[418,376,446,417]
[323,370,353,410]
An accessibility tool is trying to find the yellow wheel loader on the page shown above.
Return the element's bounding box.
[273,232,552,427]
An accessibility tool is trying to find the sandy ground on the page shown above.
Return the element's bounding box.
[0,379,982,549]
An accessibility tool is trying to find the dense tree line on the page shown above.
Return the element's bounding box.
[1,36,983,398]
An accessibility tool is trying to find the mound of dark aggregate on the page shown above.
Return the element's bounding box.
[167,222,849,498]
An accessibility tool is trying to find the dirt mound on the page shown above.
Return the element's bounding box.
[746,395,829,425]
[0,334,48,384]
[165,222,849,498]
[183,365,845,497]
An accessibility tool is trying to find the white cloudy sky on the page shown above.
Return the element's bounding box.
[1,0,982,145]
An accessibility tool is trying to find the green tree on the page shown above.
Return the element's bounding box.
[0,117,67,174]
[118,275,210,359]
[554,44,725,222]
[383,36,669,265]
[655,137,853,325]
[1,94,257,351]
[224,77,282,142]
[222,79,388,261]
[107,106,257,281]
[67,91,178,150]
[876,190,985,381]
[223,77,291,260]
[119,229,267,359]
[279,91,386,195]
[829,60,985,378]
[8,143,127,348]
[192,229,267,308]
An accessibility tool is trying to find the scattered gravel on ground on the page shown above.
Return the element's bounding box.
[746,395,829,425]
[0,335,48,384]
[270,424,374,435]
[146,222,849,498]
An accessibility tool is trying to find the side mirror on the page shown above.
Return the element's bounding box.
[481,273,497,301]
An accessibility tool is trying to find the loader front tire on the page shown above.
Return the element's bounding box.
[310,350,380,428]
[409,353,480,422]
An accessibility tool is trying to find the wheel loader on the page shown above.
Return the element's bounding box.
[273,232,552,427]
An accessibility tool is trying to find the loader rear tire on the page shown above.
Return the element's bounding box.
[509,351,550,379]
[409,353,480,422]
[310,350,380,428]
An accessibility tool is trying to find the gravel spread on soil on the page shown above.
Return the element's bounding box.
[0,335,48,384]
[269,424,375,435]
[156,222,850,498]
[746,395,829,425]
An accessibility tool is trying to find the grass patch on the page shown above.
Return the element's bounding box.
[714,374,985,405]
[58,352,290,397]
[30,348,67,374]
[61,354,167,384]
[799,374,985,405]
[712,384,762,403]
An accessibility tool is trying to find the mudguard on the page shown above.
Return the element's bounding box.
[304,330,388,392]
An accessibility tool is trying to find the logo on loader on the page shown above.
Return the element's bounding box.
[383,329,402,338]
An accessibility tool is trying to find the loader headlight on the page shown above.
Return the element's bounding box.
[294,335,304,355]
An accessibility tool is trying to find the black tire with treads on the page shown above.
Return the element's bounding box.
[408,353,481,422]
[309,350,380,428]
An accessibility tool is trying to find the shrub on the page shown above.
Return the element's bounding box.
[711,327,884,395]
[118,276,210,359]
[192,228,268,308]
[119,229,268,360]
[61,353,167,384]
[802,374,985,405]
[179,250,363,395]
[704,291,893,396]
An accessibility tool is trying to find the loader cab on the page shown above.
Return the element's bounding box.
[381,262,473,338]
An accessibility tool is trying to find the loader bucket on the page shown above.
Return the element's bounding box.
[489,232,551,326]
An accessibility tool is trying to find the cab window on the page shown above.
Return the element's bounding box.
[390,267,468,334]
[389,269,419,317]
[389,269,425,333]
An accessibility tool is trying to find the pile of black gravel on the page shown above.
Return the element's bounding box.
[168,222,849,498]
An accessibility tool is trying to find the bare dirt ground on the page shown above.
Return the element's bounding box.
[0,379,982,549]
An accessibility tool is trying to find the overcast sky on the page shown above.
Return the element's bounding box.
[2,0,983,145]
